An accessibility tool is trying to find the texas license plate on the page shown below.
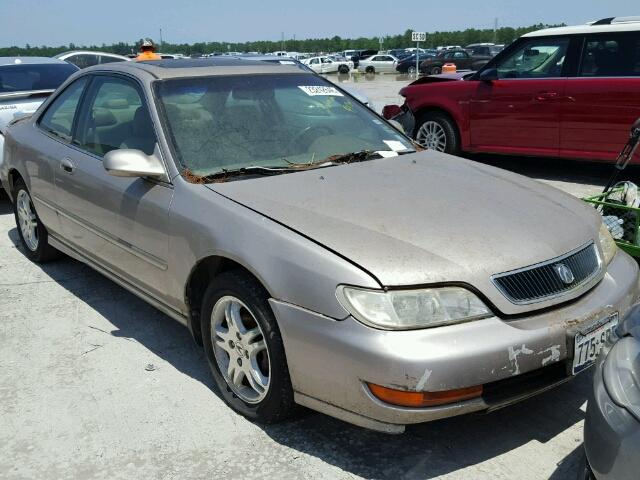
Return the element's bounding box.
[572,313,618,375]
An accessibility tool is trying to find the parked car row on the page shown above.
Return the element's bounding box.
[418,48,492,75]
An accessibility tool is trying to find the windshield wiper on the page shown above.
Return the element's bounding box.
[205,165,304,182]
[202,148,417,183]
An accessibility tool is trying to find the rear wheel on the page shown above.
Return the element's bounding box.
[201,270,296,423]
[12,179,61,262]
[414,112,460,155]
[429,65,442,75]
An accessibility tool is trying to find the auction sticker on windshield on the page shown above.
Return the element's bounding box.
[298,86,343,96]
[572,313,618,375]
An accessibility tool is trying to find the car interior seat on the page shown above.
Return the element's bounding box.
[120,106,156,155]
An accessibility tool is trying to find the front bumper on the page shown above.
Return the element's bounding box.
[584,348,640,480]
[272,250,640,433]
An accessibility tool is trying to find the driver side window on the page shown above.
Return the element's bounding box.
[494,38,569,79]
[74,76,156,157]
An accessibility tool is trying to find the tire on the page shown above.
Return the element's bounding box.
[365,66,375,74]
[407,65,417,75]
[201,270,296,424]
[414,112,460,155]
[430,65,442,75]
[338,64,349,74]
[12,178,61,262]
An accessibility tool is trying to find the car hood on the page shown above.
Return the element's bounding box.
[209,151,602,315]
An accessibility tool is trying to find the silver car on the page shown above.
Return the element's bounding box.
[582,304,640,480]
[1,58,638,433]
[0,57,78,191]
[357,54,399,74]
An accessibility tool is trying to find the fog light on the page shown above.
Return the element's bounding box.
[367,383,483,408]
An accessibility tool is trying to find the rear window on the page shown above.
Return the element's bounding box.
[0,63,78,94]
[580,34,640,77]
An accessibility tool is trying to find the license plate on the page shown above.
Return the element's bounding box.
[572,313,618,375]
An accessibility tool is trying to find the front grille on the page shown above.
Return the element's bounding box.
[491,242,601,304]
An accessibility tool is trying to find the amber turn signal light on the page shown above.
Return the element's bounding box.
[367,383,483,408]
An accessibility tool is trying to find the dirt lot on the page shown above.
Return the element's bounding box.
[0,75,627,479]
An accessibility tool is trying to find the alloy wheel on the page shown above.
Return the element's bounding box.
[16,190,38,251]
[416,121,447,151]
[407,65,417,74]
[211,296,271,403]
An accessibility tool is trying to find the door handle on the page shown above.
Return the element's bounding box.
[60,157,75,174]
[535,92,559,102]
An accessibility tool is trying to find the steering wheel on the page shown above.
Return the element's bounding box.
[288,125,333,151]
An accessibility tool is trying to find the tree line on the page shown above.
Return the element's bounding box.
[0,24,563,57]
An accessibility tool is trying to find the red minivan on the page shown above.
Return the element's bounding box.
[384,18,640,163]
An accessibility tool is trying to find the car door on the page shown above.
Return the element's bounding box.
[54,73,173,302]
[452,51,471,69]
[379,55,396,72]
[27,76,90,236]
[308,58,321,73]
[469,36,571,156]
[320,57,336,74]
[560,32,640,162]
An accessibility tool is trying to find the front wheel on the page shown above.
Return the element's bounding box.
[201,270,296,423]
[365,66,375,74]
[430,65,442,75]
[414,112,460,155]
[407,65,417,75]
[338,64,349,74]
[13,179,61,262]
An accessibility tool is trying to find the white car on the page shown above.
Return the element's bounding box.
[303,56,352,74]
[357,54,399,74]
[54,50,130,69]
[0,57,78,191]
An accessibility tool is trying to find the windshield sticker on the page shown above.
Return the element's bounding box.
[377,150,399,158]
[298,86,344,96]
[342,101,354,112]
[383,140,408,152]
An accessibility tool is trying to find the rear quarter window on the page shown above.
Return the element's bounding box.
[580,34,640,77]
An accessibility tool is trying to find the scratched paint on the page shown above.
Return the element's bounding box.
[508,344,534,375]
[415,368,432,391]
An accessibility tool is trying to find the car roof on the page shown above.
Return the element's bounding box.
[0,56,70,66]
[525,18,640,37]
[81,57,308,79]
[55,50,129,59]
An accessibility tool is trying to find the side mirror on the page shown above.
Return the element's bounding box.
[103,146,166,180]
[479,68,498,82]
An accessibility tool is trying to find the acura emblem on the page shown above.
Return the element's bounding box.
[554,263,575,284]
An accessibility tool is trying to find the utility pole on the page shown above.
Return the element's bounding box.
[281,32,284,51]
[493,18,498,43]
[159,28,163,49]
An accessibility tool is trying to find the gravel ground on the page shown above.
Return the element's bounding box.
[0,75,629,479]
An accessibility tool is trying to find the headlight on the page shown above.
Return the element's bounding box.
[336,286,492,330]
[599,223,618,265]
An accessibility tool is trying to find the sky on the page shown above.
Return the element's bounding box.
[1,0,638,46]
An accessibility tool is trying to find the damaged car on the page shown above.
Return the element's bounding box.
[1,58,639,433]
